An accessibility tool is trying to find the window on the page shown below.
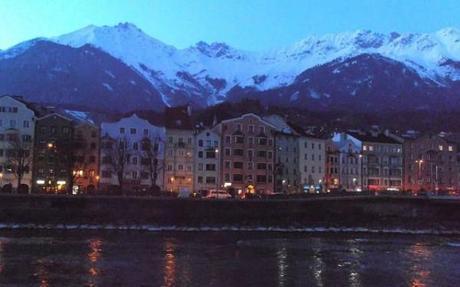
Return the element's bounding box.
[206,164,216,171]
[22,135,31,142]
[225,148,231,156]
[197,176,203,183]
[23,120,29,128]
[120,128,125,134]
[188,137,192,144]
[206,151,216,158]
[256,175,267,183]
[130,128,136,135]
[449,146,453,152]
[225,161,231,169]
[257,163,267,170]
[225,136,231,144]
[143,129,149,136]
[198,140,203,147]
[89,156,96,163]
[132,171,138,179]
[233,149,244,156]
[233,162,243,169]
[259,126,265,134]
[257,150,267,158]
[131,157,138,165]
[233,174,243,182]
[198,151,203,158]
[439,145,444,151]
[249,125,254,133]
[258,138,267,145]
[206,177,216,184]
[167,164,173,171]
[178,164,183,170]
[248,162,253,170]
[235,136,244,144]
[133,142,138,150]
[249,137,254,145]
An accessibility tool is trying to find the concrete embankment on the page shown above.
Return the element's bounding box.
[0,194,459,231]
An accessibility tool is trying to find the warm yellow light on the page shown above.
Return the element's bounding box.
[47,143,54,148]
[0,172,3,178]
[96,175,100,181]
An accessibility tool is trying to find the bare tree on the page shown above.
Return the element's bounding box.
[104,136,131,194]
[141,136,163,191]
[5,132,33,192]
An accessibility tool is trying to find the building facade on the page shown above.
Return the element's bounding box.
[72,122,100,193]
[331,133,363,191]
[193,128,220,192]
[33,113,74,193]
[263,115,301,194]
[404,134,458,192]
[325,140,340,191]
[214,113,276,195]
[164,106,194,193]
[99,114,165,193]
[298,136,326,193]
[347,131,403,191]
[0,96,36,190]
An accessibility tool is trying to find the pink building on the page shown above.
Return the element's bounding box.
[213,114,277,195]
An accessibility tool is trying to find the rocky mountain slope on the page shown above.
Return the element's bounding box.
[1,23,460,112]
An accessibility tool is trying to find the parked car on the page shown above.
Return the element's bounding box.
[203,189,232,199]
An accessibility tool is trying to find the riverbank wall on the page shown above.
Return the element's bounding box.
[0,194,459,230]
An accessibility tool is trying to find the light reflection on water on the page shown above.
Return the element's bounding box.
[163,240,176,287]
[408,242,432,287]
[0,232,456,286]
[87,238,103,286]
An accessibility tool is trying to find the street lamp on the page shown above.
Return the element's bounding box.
[0,172,3,187]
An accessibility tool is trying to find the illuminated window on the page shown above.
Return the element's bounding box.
[363,145,367,151]
[439,145,443,151]
[448,146,453,151]
[369,146,374,151]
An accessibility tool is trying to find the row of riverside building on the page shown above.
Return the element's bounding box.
[1,95,460,194]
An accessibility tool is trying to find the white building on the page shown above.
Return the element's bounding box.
[193,129,220,192]
[99,114,165,192]
[298,136,326,193]
[0,96,36,190]
[331,133,363,191]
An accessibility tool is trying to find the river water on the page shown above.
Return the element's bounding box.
[0,230,458,286]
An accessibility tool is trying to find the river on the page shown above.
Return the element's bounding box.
[0,230,458,286]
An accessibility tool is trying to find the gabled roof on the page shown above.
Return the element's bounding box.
[0,95,41,116]
[219,113,279,130]
[347,131,402,144]
[37,112,74,123]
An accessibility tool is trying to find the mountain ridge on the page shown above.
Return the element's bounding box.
[1,23,460,112]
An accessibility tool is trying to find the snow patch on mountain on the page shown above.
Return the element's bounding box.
[3,23,459,106]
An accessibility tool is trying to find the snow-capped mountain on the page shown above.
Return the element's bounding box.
[52,23,460,102]
[1,22,460,112]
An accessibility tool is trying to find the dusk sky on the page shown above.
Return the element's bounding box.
[2,0,460,50]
